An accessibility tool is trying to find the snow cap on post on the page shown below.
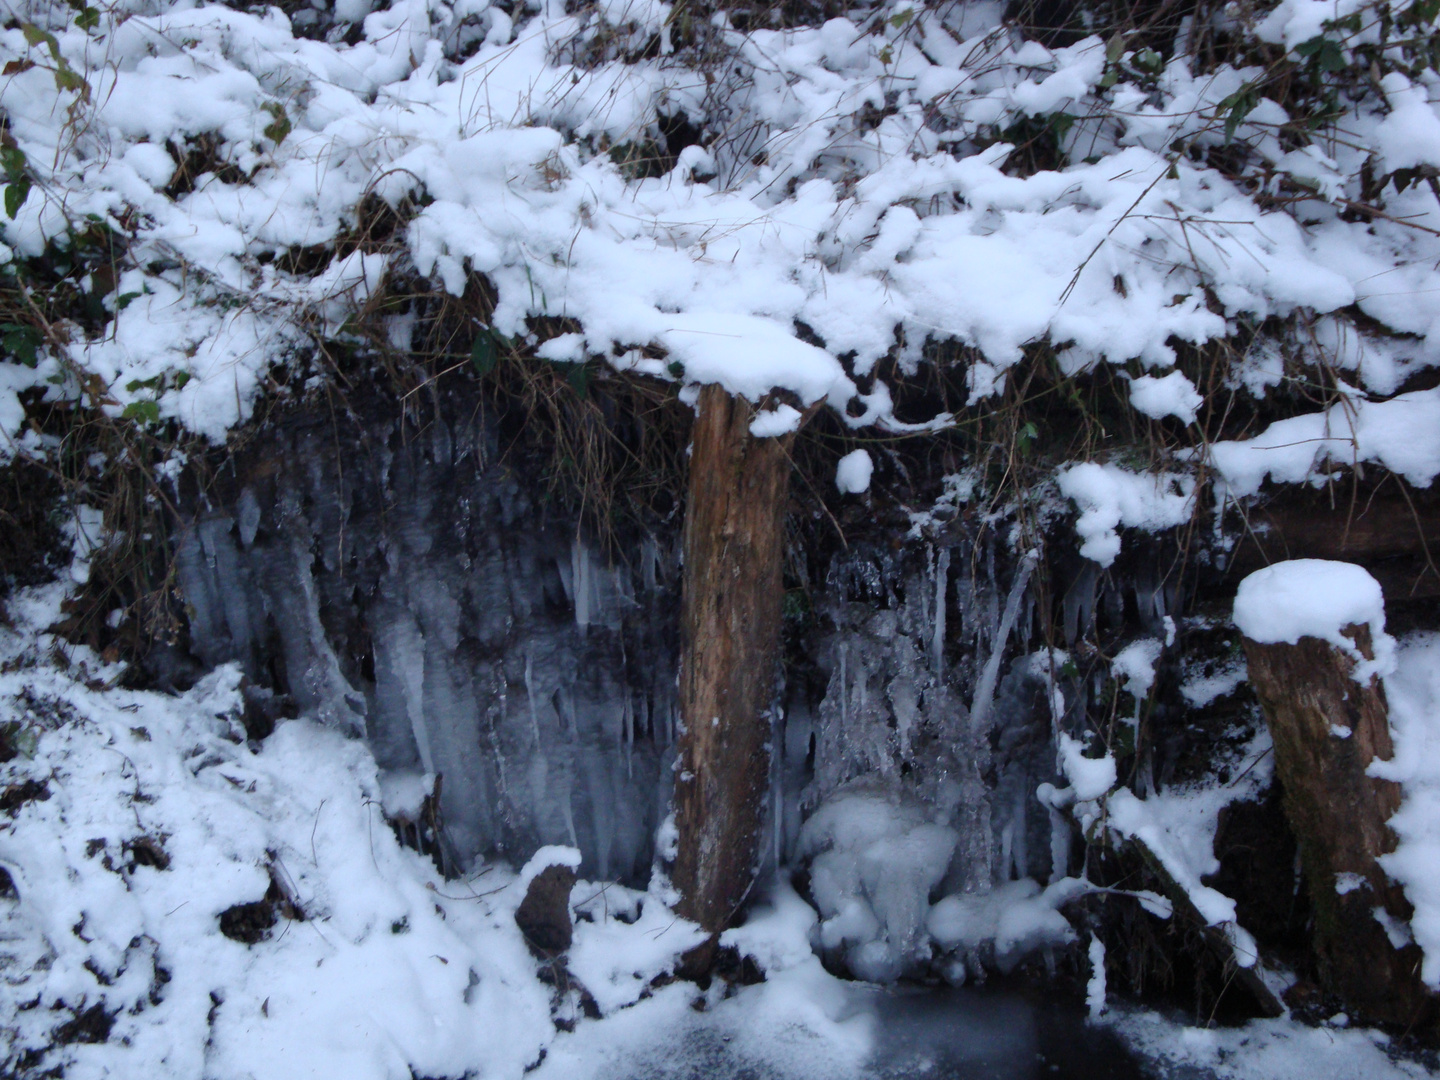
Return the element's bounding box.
[1233,559,1395,681]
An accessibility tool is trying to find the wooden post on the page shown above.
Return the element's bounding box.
[671,384,795,935]
[1243,624,1432,1026]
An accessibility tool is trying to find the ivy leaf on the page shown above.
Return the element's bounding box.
[262,103,291,146]
[53,61,89,99]
[1134,48,1162,74]
[1216,84,1259,144]
[114,291,142,312]
[121,400,160,424]
[470,330,497,376]
[2,323,41,367]
[1295,35,1345,73]
[74,6,99,30]
[566,362,592,400]
[0,146,24,180]
[4,178,30,219]
[20,23,60,59]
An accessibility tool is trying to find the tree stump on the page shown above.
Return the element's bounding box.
[1244,624,1432,1026]
[671,385,795,935]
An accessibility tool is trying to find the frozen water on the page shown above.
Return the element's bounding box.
[172,395,680,881]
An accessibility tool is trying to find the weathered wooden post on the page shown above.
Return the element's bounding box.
[670,385,797,936]
[1235,560,1432,1026]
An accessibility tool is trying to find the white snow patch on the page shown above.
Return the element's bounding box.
[1057,464,1195,567]
[1128,371,1203,425]
[835,449,874,494]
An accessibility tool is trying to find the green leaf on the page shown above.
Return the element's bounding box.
[114,291,142,312]
[124,375,161,392]
[1295,35,1345,71]
[2,323,40,367]
[666,360,685,378]
[262,103,291,146]
[172,370,190,390]
[0,146,24,180]
[53,60,89,98]
[4,178,30,219]
[121,400,160,424]
[21,23,58,56]
[1134,48,1162,73]
[470,330,497,376]
[74,6,99,30]
[1216,84,1259,144]
[888,8,913,29]
[566,362,592,399]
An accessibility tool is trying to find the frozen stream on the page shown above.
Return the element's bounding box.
[561,985,1149,1080]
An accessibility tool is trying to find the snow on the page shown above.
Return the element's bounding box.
[0,0,1433,473]
[1111,639,1162,704]
[567,888,707,1014]
[0,586,555,1079]
[1086,934,1106,1021]
[0,586,719,1079]
[925,877,1077,971]
[797,785,958,981]
[1371,633,1440,986]
[1055,733,1116,801]
[1210,388,1440,498]
[1233,560,1395,681]
[2,0,1440,1070]
[1056,464,1195,567]
[1128,371,1203,425]
[835,449,874,494]
[1113,1009,1433,1080]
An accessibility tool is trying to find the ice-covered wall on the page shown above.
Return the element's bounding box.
[172,396,1075,976]
[173,394,681,883]
[782,539,1069,979]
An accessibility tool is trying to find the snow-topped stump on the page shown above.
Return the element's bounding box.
[1234,561,1433,1026]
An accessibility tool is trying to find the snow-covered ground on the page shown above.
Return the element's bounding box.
[1,579,1438,1079]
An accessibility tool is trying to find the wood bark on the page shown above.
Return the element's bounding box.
[671,384,794,934]
[1244,625,1433,1026]
[1227,484,1440,601]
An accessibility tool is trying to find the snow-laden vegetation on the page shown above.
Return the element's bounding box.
[2,0,1440,1073]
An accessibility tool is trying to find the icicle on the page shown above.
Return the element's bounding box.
[932,547,950,675]
[396,622,435,778]
[571,536,592,630]
[969,550,1037,732]
[522,652,549,808]
[622,694,634,780]
[771,703,784,881]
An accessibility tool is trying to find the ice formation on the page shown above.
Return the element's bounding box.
[172,398,681,882]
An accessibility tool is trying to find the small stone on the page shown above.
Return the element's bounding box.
[514,863,576,955]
